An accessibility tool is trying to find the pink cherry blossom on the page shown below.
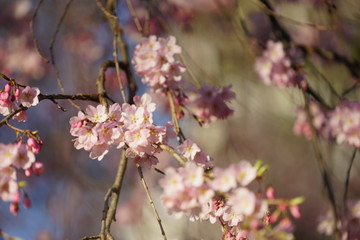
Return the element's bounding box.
[0,143,18,168]
[0,167,18,202]
[189,85,235,125]
[132,35,185,92]
[227,187,256,216]
[18,86,40,107]
[12,143,35,170]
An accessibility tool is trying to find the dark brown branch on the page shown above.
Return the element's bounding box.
[39,93,100,102]
[0,107,27,127]
[0,93,103,128]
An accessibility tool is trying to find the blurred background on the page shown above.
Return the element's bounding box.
[1,0,360,239]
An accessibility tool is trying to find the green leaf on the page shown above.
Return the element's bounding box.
[289,196,305,205]
[18,181,28,188]
[257,164,269,176]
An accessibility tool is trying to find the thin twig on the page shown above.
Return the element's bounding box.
[49,0,74,65]
[82,235,101,240]
[96,0,119,21]
[166,91,184,143]
[113,34,127,103]
[306,60,341,101]
[137,164,168,240]
[47,0,82,111]
[126,0,143,33]
[30,0,49,63]
[254,0,337,31]
[343,148,357,214]
[303,92,341,240]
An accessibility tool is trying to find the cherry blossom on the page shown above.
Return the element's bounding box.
[132,35,185,92]
[189,85,236,125]
[255,40,306,89]
[69,93,174,163]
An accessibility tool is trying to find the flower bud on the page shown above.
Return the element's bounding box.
[4,84,11,92]
[27,137,41,154]
[32,162,44,176]
[10,202,19,216]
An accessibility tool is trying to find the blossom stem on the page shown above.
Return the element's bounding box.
[158,144,187,166]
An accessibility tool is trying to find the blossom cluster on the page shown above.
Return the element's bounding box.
[69,94,174,164]
[133,35,236,125]
[159,159,302,239]
[318,200,360,239]
[0,137,44,215]
[132,35,184,92]
[294,100,360,148]
[188,85,236,125]
[0,82,40,121]
[254,40,306,89]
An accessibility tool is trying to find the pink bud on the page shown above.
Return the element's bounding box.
[10,202,19,216]
[14,88,21,98]
[25,168,32,177]
[266,186,275,199]
[0,91,9,101]
[13,191,21,203]
[4,84,11,92]
[16,141,23,148]
[32,162,44,176]
[27,137,41,154]
[289,205,301,219]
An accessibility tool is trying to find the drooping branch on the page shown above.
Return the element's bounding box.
[258,0,360,97]
[343,148,357,214]
[303,92,341,240]
[137,164,168,240]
